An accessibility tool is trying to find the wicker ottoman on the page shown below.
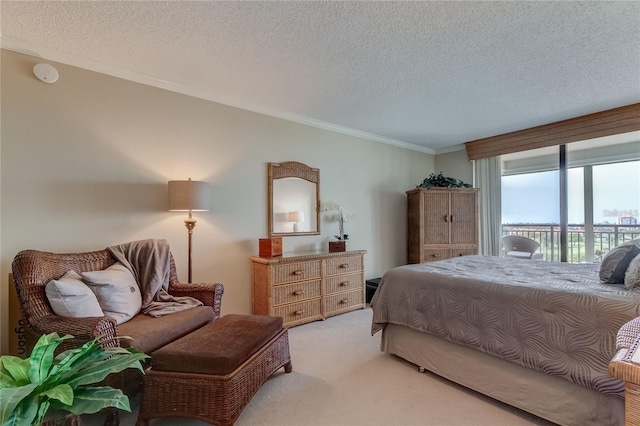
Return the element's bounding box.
[136,314,292,426]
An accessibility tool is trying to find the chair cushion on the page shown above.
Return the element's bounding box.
[151,314,283,376]
[81,262,142,324]
[45,270,105,318]
[117,305,215,353]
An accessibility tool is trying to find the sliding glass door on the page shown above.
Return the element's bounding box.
[501,132,640,263]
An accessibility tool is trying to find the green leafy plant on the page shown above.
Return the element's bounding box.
[417,172,471,188]
[0,333,148,426]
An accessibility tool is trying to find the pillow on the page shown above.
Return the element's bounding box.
[625,254,640,290]
[600,239,640,284]
[81,263,142,324]
[45,270,104,318]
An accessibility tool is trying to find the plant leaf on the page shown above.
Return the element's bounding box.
[29,334,72,384]
[0,384,38,424]
[48,340,103,382]
[0,357,31,386]
[49,386,131,415]
[40,383,74,406]
[66,353,147,388]
[33,399,50,426]
[0,371,20,389]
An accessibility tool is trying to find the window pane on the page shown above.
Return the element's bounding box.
[593,161,639,225]
[502,170,559,224]
[568,168,584,225]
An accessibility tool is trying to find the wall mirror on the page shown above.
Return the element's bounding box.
[268,161,320,237]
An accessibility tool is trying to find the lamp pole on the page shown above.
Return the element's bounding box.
[185,210,196,283]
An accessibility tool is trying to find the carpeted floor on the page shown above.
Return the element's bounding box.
[86,308,556,425]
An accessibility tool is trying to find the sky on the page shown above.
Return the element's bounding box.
[502,161,640,224]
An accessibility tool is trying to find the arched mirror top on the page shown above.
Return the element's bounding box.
[268,161,320,237]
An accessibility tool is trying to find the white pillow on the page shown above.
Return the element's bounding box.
[625,254,640,290]
[45,270,104,318]
[81,263,142,324]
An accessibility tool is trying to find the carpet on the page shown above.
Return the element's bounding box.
[86,308,555,425]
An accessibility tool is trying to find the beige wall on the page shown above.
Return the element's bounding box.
[434,149,474,186]
[0,49,434,354]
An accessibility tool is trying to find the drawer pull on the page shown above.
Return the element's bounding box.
[294,309,304,315]
[293,290,304,295]
[293,270,304,275]
[340,264,349,268]
[339,281,349,286]
[458,253,464,256]
[340,298,349,304]
[432,254,440,258]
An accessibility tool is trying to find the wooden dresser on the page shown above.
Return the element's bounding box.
[251,250,366,328]
[407,187,479,264]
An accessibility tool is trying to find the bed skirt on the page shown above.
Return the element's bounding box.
[382,324,624,426]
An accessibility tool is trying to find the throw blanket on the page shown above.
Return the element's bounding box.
[371,255,640,397]
[108,239,202,317]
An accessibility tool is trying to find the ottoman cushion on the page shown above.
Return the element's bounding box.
[151,314,284,376]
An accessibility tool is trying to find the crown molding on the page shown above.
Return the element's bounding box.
[1,38,436,155]
[434,144,466,155]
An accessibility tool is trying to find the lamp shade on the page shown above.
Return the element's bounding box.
[288,211,305,222]
[168,179,210,211]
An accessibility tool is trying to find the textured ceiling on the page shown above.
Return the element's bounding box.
[1,1,639,153]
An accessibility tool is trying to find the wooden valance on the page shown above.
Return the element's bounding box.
[464,103,640,161]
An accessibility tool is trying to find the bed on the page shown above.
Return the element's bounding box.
[370,255,640,426]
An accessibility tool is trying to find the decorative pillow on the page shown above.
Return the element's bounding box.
[45,270,104,318]
[625,254,640,290]
[600,239,640,284]
[81,263,142,324]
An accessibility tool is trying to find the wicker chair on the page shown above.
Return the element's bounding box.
[11,248,224,392]
[501,235,544,260]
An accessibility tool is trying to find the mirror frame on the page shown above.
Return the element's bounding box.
[268,161,320,237]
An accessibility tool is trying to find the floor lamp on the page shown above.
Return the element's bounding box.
[168,178,210,283]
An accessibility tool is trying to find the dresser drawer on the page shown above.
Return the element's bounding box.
[324,290,363,315]
[271,261,321,285]
[273,280,321,306]
[325,273,363,295]
[325,256,363,276]
[274,299,322,326]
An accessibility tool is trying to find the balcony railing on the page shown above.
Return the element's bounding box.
[501,224,640,263]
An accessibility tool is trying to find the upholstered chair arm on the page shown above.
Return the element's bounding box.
[31,314,119,351]
[169,282,224,319]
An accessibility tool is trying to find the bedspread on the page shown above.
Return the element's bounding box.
[371,255,640,396]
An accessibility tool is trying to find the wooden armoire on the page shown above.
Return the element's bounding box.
[406,187,479,264]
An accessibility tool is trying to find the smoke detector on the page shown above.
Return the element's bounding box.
[33,63,59,83]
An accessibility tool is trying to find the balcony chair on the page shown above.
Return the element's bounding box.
[501,235,544,260]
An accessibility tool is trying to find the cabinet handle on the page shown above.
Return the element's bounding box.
[450,215,455,222]
[340,264,349,268]
[293,270,304,275]
[294,309,304,315]
[294,290,304,295]
[339,281,349,286]
[444,215,449,222]
[432,254,440,258]
[458,253,464,256]
[340,298,349,304]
